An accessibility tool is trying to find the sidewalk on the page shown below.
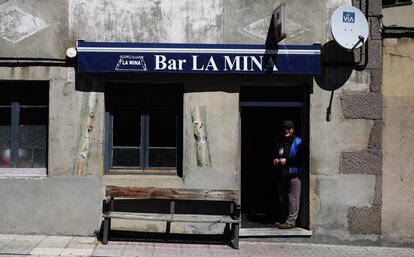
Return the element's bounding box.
[1,234,414,257]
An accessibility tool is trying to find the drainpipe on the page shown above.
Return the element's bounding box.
[0,57,69,67]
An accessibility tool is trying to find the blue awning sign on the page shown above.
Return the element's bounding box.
[115,55,148,71]
[77,41,320,75]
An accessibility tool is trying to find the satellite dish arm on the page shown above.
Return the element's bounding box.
[351,35,365,50]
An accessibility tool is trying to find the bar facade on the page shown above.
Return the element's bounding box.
[1,0,413,246]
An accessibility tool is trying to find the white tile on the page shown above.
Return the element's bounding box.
[0,234,19,240]
[91,244,125,257]
[66,243,96,249]
[365,246,414,257]
[60,248,94,256]
[30,247,64,256]
[0,239,43,255]
[70,237,97,245]
[15,235,46,241]
[38,236,73,248]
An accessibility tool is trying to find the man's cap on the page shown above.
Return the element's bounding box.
[281,120,294,129]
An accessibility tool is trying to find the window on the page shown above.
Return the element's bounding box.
[0,81,48,176]
[383,0,412,8]
[105,83,182,174]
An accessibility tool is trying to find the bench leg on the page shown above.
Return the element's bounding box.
[229,204,240,249]
[230,223,240,249]
[166,200,175,235]
[102,196,114,244]
[102,217,110,245]
[166,221,171,234]
[224,223,231,238]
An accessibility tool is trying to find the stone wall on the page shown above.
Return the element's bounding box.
[0,0,389,242]
[382,37,414,243]
[382,5,414,243]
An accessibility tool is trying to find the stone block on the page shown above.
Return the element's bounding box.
[370,17,382,40]
[352,0,381,17]
[368,0,382,17]
[367,40,383,69]
[340,149,382,175]
[368,119,382,150]
[370,68,382,93]
[373,175,382,207]
[352,0,366,14]
[348,206,381,235]
[341,93,382,119]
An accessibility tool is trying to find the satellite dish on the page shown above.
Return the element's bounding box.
[330,6,369,50]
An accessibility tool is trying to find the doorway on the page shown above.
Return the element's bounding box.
[240,86,309,230]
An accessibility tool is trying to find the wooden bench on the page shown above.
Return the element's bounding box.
[102,186,241,248]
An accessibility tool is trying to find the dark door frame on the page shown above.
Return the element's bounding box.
[239,86,310,230]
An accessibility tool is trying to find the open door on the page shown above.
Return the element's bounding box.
[240,86,309,232]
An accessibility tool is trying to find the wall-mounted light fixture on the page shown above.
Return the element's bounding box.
[66,47,77,58]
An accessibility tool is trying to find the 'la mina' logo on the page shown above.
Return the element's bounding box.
[115,55,147,71]
[342,12,355,23]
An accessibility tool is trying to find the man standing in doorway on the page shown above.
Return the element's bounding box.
[273,120,303,229]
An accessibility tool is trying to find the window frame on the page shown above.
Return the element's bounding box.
[104,83,183,175]
[382,0,412,8]
[0,81,48,177]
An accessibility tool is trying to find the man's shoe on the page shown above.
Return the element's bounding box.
[278,223,295,229]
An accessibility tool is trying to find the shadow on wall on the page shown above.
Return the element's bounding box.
[314,41,356,121]
[315,40,355,91]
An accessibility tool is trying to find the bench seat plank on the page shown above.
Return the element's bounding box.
[104,211,241,223]
[104,212,173,221]
[106,186,240,203]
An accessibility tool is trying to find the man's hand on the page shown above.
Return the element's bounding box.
[273,158,287,166]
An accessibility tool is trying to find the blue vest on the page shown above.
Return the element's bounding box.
[289,137,302,174]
